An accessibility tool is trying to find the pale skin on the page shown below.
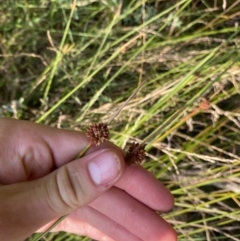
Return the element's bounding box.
[0,118,177,241]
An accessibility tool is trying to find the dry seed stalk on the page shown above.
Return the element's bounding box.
[107,79,147,125]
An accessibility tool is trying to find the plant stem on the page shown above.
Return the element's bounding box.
[33,215,68,241]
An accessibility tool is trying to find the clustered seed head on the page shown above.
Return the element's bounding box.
[86,123,110,146]
[125,142,145,166]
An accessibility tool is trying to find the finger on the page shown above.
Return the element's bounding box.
[70,206,143,241]
[90,187,177,241]
[0,148,124,241]
[115,165,174,212]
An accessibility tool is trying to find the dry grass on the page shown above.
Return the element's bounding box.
[1,1,240,240]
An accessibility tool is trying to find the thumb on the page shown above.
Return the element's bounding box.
[0,148,124,241]
[44,148,124,213]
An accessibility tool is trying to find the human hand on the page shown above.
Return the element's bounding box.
[0,118,176,241]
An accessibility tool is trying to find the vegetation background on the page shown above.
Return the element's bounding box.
[1,0,240,240]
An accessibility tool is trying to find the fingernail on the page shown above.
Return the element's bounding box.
[88,151,121,185]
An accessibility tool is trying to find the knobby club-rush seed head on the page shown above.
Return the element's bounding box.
[125,142,146,166]
[86,123,110,146]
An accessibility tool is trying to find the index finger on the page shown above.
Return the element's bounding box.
[115,165,174,212]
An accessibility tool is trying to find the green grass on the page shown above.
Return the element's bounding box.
[1,0,240,240]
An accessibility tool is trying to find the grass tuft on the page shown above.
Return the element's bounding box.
[1,1,240,240]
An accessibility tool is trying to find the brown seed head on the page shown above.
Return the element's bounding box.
[86,123,110,146]
[125,142,145,166]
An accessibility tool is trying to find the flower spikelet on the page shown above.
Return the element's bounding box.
[86,123,110,146]
[125,142,145,166]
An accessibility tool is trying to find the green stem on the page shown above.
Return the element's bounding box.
[33,215,68,241]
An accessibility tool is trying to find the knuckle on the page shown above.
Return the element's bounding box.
[56,169,76,210]
[44,165,89,215]
[65,165,89,205]
[55,166,81,210]
[47,167,83,213]
[45,173,73,214]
